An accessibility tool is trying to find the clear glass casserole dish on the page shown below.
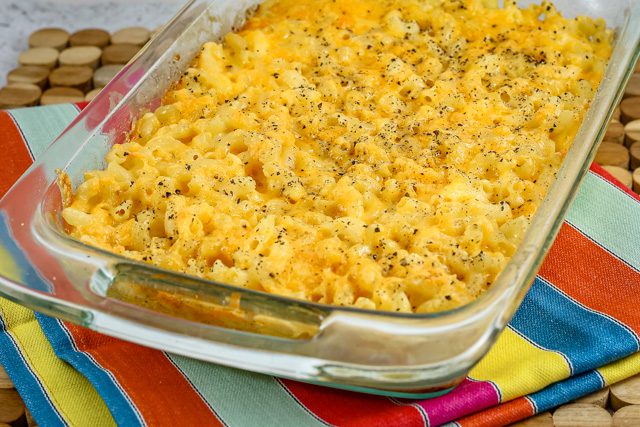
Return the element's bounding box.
[0,0,638,398]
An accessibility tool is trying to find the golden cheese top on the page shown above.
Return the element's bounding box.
[63,0,611,313]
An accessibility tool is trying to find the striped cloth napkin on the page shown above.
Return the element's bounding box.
[0,103,639,427]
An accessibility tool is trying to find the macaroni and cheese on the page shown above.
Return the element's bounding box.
[62,0,611,313]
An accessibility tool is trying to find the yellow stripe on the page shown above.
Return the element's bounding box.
[0,245,114,425]
[0,244,20,282]
[598,352,640,386]
[470,327,571,401]
[1,299,115,426]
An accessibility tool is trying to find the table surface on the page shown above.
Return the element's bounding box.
[0,0,184,86]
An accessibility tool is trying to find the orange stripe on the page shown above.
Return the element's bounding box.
[64,322,224,426]
[0,111,32,197]
[456,397,534,427]
[539,223,640,334]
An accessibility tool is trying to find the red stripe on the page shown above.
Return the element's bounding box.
[0,111,82,302]
[0,112,32,197]
[64,322,224,426]
[539,223,640,334]
[3,168,84,301]
[455,397,534,427]
[590,163,640,201]
[280,380,425,427]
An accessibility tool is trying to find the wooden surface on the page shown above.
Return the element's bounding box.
[621,97,640,124]
[93,64,123,88]
[595,142,630,169]
[624,120,640,148]
[587,68,640,198]
[69,28,110,48]
[28,28,69,51]
[575,387,611,408]
[0,389,25,425]
[592,71,640,197]
[0,84,41,109]
[101,44,140,65]
[41,87,85,105]
[1,27,146,106]
[111,27,150,46]
[612,107,621,121]
[7,66,49,89]
[18,47,58,69]
[49,66,93,92]
[59,46,102,69]
[605,120,625,144]
[611,375,640,410]
[625,74,640,98]
[512,412,554,426]
[0,365,13,390]
[629,142,640,170]
[553,404,612,427]
[613,405,640,427]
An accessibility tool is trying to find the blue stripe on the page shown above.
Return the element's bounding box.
[0,213,50,292]
[528,370,604,413]
[510,277,639,375]
[36,314,144,426]
[0,315,65,426]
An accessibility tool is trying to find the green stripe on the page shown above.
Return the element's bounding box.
[9,104,79,158]
[565,172,640,270]
[167,355,327,427]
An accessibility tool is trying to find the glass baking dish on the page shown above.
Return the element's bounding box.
[0,0,638,398]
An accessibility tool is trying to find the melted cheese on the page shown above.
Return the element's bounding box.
[63,0,611,313]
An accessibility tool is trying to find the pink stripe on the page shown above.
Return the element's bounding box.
[412,379,500,426]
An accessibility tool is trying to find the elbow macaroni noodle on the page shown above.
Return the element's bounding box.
[63,0,611,313]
